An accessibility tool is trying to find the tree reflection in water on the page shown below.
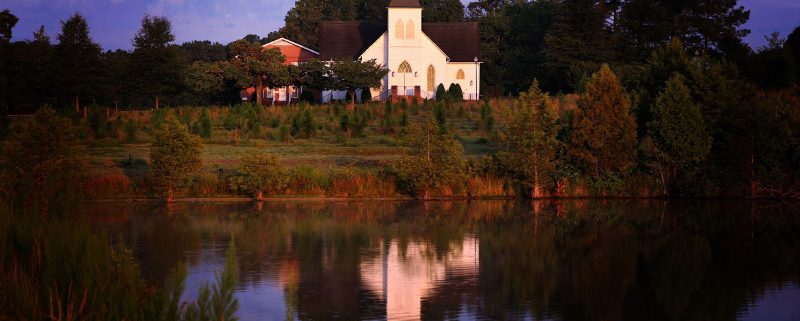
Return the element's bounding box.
[86,200,800,321]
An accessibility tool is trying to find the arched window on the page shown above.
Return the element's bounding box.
[398,61,412,73]
[427,65,435,92]
[395,20,404,39]
[406,19,415,39]
[456,69,465,80]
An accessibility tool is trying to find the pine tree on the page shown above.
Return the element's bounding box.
[568,65,637,177]
[53,13,102,111]
[642,74,711,195]
[128,15,184,109]
[150,112,202,202]
[543,0,614,92]
[499,80,560,198]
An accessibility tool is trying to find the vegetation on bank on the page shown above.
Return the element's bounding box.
[0,108,241,320]
[2,48,798,200]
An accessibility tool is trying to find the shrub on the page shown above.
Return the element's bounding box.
[360,88,372,103]
[288,165,330,195]
[124,119,139,143]
[435,83,447,100]
[198,108,214,139]
[447,83,464,101]
[231,152,288,200]
[392,121,466,198]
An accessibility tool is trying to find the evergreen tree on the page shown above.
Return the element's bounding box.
[642,74,711,195]
[435,83,447,99]
[53,13,102,111]
[568,65,638,177]
[499,80,560,197]
[128,15,184,109]
[150,112,203,202]
[543,0,614,92]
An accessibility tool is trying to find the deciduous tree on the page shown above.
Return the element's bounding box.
[233,152,288,201]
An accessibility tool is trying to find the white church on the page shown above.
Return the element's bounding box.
[261,0,482,104]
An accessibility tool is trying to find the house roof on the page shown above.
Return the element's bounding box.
[262,37,320,55]
[388,0,421,8]
[318,21,482,62]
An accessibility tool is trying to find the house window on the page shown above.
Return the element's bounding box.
[427,65,435,92]
[292,86,300,98]
[398,61,412,73]
[395,20,404,39]
[265,89,273,99]
[456,69,465,80]
[406,20,415,39]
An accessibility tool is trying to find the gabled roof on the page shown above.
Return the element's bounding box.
[388,0,421,8]
[262,37,319,55]
[319,21,385,60]
[318,21,482,63]
[422,22,482,62]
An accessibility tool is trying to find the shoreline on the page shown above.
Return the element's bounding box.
[82,196,800,203]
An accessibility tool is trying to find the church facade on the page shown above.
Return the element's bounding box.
[318,0,482,102]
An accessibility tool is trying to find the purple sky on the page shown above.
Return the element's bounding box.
[5,0,800,51]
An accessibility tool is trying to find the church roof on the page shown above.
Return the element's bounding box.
[422,23,482,62]
[318,21,482,62]
[388,0,421,8]
[319,21,385,60]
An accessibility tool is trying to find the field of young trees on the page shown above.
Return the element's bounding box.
[1,1,799,202]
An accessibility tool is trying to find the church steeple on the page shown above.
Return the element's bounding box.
[388,0,421,8]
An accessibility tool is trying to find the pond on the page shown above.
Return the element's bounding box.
[87,200,800,321]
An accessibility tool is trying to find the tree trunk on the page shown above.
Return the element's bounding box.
[255,190,264,202]
[155,96,160,110]
[257,77,263,105]
[166,186,174,203]
[83,105,87,119]
[75,96,80,114]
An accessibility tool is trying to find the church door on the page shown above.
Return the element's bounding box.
[398,61,412,96]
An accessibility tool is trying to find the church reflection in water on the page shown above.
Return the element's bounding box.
[87,200,800,321]
[359,237,479,321]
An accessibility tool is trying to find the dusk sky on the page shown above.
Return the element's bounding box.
[5,0,800,51]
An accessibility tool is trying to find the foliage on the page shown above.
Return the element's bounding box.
[393,120,466,197]
[149,112,203,201]
[198,108,213,139]
[447,83,464,101]
[0,107,86,215]
[568,65,638,178]
[435,83,447,100]
[642,74,711,195]
[53,13,103,109]
[232,152,288,199]
[329,59,388,105]
[183,239,239,321]
[498,81,561,197]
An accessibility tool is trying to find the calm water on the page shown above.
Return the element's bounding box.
[87,200,800,321]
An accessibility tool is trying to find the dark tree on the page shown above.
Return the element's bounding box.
[128,15,184,109]
[543,0,615,93]
[421,0,464,22]
[0,9,18,137]
[179,40,228,63]
[53,13,103,112]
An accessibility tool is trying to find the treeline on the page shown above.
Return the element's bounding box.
[469,0,800,96]
[0,9,389,121]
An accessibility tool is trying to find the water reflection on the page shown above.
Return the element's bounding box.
[87,200,800,321]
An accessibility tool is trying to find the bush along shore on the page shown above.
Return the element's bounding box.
[2,64,800,202]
